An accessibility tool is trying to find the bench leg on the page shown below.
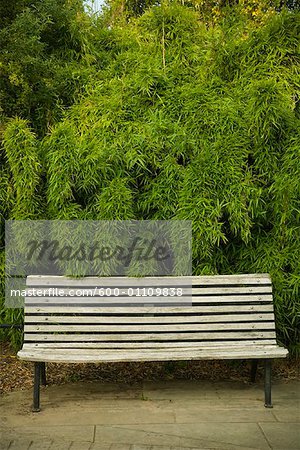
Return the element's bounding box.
[250,359,258,383]
[264,359,273,408]
[32,362,41,412]
[41,362,47,386]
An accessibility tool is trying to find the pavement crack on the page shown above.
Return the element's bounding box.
[257,423,272,450]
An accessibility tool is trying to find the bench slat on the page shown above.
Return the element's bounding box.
[26,274,271,287]
[25,305,274,314]
[25,313,275,324]
[17,345,288,363]
[23,331,276,341]
[24,294,274,304]
[192,287,272,294]
[21,339,278,349]
[25,287,272,297]
[24,322,276,332]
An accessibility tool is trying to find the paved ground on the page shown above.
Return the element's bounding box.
[0,379,299,449]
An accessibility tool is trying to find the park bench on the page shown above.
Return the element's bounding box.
[17,273,288,411]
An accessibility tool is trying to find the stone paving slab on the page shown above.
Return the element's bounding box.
[0,404,176,427]
[47,442,72,450]
[259,422,300,450]
[169,398,271,410]
[0,441,35,450]
[216,380,300,400]
[271,381,300,399]
[272,405,300,422]
[143,381,220,400]
[143,379,274,401]
[0,442,11,450]
[29,440,55,450]
[0,443,237,450]
[95,423,270,449]
[89,444,112,450]
[95,426,182,447]
[1,425,95,442]
[0,441,32,450]
[173,406,276,423]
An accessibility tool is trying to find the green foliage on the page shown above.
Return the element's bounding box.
[106,0,299,24]
[0,250,23,350]
[0,0,113,135]
[3,119,42,219]
[1,2,299,354]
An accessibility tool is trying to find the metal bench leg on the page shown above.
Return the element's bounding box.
[41,362,47,386]
[250,359,258,382]
[264,359,273,408]
[32,362,41,412]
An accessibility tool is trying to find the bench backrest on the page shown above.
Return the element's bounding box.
[23,274,278,350]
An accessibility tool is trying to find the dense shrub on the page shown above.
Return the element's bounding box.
[1,3,299,354]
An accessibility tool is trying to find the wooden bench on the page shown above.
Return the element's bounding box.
[17,274,288,411]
